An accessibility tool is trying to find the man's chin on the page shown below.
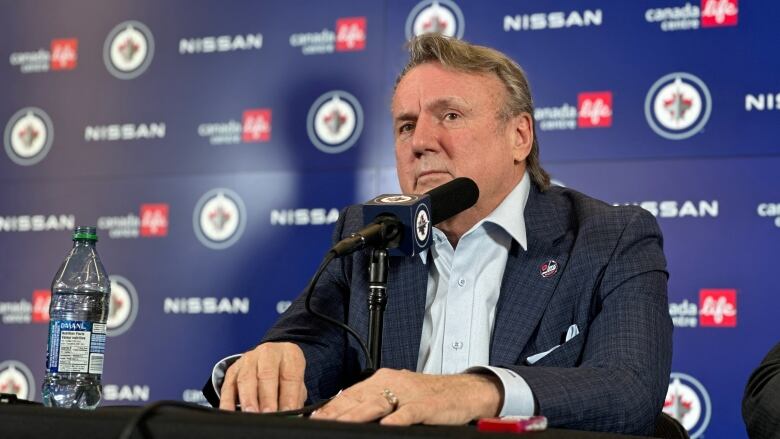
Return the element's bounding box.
[415,174,453,193]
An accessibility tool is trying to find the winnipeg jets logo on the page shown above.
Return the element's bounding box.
[663,373,711,438]
[210,206,231,229]
[106,275,138,337]
[4,107,54,166]
[645,73,711,140]
[406,0,465,40]
[324,108,346,135]
[377,195,414,204]
[414,204,431,246]
[194,188,247,249]
[104,20,155,79]
[540,260,558,278]
[307,90,364,154]
[0,361,35,401]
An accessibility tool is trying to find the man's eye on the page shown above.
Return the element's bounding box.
[399,123,414,133]
[444,112,460,121]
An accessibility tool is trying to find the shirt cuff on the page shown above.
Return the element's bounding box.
[211,354,242,397]
[466,365,535,417]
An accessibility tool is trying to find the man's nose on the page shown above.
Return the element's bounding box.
[410,117,440,156]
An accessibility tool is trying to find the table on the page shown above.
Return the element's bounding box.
[0,402,651,439]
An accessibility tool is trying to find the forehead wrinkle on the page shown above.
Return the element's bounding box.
[425,96,471,114]
[392,66,480,121]
[391,88,419,121]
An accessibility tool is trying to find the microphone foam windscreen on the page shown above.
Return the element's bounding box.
[425,177,479,225]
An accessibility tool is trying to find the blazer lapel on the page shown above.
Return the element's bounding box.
[381,254,428,371]
[490,186,572,365]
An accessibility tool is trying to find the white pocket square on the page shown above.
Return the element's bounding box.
[526,324,580,365]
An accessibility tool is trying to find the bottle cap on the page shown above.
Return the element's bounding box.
[72,226,98,241]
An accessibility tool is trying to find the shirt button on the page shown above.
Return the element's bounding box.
[457,278,466,287]
[452,341,464,350]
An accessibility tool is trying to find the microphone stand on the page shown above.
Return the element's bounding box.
[366,247,388,371]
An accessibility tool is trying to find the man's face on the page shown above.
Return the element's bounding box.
[392,62,530,213]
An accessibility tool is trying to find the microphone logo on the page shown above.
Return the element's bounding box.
[377,195,415,204]
[414,204,431,247]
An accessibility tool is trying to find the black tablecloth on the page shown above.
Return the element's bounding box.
[0,403,651,439]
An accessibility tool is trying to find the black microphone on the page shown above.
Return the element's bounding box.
[330,177,479,257]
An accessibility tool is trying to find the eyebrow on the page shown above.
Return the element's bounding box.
[393,97,471,123]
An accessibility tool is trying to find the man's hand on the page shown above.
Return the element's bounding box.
[219,342,307,413]
[310,368,502,425]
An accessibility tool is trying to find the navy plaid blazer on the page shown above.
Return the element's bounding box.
[263,183,673,435]
[742,341,780,438]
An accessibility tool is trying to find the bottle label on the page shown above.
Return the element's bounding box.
[46,320,106,375]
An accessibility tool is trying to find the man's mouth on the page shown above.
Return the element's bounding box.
[417,170,448,179]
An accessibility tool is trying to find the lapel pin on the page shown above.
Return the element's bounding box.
[540,260,558,278]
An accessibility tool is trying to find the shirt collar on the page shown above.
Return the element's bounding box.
[420,172,530,263]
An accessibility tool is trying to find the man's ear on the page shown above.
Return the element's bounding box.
[510,112,534,163]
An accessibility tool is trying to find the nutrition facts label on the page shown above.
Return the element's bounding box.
[47,320,104,374]
[58,329,91,373]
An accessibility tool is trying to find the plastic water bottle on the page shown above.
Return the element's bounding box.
[42,226,110,409]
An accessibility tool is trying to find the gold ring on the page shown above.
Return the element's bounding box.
[381,388,399,411]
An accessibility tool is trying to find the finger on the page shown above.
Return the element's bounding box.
[236,361,260,413]
[218,364,238,411]
[256,361,281,413]
[311,391,362,420]
[336,394,393,423]
[277,351,306,411]
[298,384,307,408]
[380,403,424,426]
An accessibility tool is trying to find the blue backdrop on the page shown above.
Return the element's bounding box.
[0,1,774,437]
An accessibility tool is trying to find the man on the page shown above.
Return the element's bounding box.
[743,342,780,438]
[215,34,672,435]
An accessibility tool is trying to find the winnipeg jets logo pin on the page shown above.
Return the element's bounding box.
[540,260,558,278]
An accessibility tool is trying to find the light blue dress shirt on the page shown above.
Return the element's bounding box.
[417,172,535,417]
